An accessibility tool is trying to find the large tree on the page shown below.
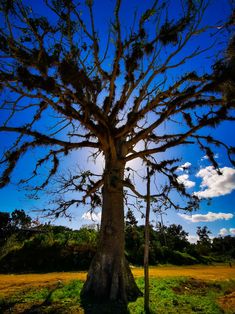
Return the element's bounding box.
[0,0,234,304]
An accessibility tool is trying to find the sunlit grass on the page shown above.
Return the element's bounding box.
[0,276,235,313]
[49,280,83,303]
[129,277,235,314]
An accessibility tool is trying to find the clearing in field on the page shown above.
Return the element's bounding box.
[0,265,235,313]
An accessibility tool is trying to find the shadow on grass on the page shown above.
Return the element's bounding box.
[22,285,62,313]
[0,299,20,313]
[0,290,131,314]
[0,285,65,314]
[80,296,130,314]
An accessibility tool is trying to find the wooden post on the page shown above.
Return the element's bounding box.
[144,166,151,313]
[160,211,167,247]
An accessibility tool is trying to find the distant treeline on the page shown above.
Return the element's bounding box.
[0,209,234,273]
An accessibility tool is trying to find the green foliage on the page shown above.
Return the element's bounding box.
[171,251,199,265]
[0,223,98,273]
[11,209,32,229]
[196,226,212,256]
[212,236,235,260]
[0,212,10,231]
[0,212,11,245]
[0,233,23,261]
[125,224,200,265]
[1,209,235,272]
[0,209,32,246]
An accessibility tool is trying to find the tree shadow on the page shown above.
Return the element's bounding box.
[80,296,130,314]
[1,284,132,313]
[0,285,64,314]
[22,285,62,313]
[22,304,63,314]
[0,299,20,313]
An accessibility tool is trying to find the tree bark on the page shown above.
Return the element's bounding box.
[81,159,142,303]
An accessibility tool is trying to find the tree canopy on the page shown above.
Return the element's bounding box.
[0,0,234,304]
[0,0,234,209]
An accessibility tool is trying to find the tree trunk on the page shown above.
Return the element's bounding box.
[81,159,142,303]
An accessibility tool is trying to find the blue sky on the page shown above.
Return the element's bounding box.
[0,0,234,242]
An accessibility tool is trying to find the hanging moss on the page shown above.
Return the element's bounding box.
[131,42,144,60]
[159,16,190,46]
[16,66,57,93]
[144,43,154,55]
[28,17,52,33]
[0,0,15,14]
[182,112,193,128]
[0,35,9,53]
[17,66,34,90]
[14,47,31,64]
[184,71,200,81]
[159,21,178,45]
[0,149,22,188]
[139,28,146,40]
[60,60,81,84]
[58,59,100,96]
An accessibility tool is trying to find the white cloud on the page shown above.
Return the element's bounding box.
[187,235,198,244]
[219,228,228,236]
[194,166,235,198]
[177,162,192,172]
[82,211,101,222]
[218,228,235,236]
[177,174,195,188]
[230,228,235,235]
[176,162,195,188]
[188,234,215,243]
[201,153,219,161]
[179,211,233,223]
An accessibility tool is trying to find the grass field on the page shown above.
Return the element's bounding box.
[0,265,234,313]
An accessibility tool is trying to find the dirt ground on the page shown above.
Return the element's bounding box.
[218,291,235,313]
[0,265,234,297]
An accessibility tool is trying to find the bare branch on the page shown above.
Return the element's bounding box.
[0,126,99,149]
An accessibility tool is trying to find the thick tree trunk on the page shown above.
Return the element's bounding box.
[81,160,142,303]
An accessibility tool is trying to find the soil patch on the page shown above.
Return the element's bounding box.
[172,278,222,295]
[218,291,235,313]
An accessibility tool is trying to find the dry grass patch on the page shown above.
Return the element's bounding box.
[0,272,87,297]
[132,265,235,281]
[0,265,234,297]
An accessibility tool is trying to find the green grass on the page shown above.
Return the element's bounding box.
[49,280,84,303]
[129,277,234,313]
[0,281,84,313]
[0,277,234,313]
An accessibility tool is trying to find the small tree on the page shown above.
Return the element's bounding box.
[0,0,234,304]
[125,208,138,227]
[196,226,211,256]
[166,224,189,251]
[11,209,32,230]
[0,212,11,243]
